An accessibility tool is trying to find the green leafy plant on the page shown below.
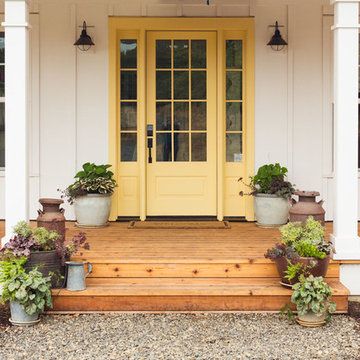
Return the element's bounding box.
[0,254,52,315]
[291,275,336,322]
[2,268,53,315]
[280,216,330,255]
[32,227,59,251]
[0,253,27,283]
[12,221,32,239]
[296,242,326,259]
[284,259,312,280]
[60,162,117,204]
[239,163,295,199]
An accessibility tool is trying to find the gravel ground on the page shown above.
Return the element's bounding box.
[0,313,359,360]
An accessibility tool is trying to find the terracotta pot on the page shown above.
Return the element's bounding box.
[37,198,66,243]
[24,250,66,289]
[290,191,325,225]
[275,254,330,287]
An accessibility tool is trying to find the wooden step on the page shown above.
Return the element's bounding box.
[71,258,340,279]
[51,278,349,313]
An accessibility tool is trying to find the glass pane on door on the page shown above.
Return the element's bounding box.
[155,39,208,162]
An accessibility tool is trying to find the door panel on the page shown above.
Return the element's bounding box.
[146,32,217,216]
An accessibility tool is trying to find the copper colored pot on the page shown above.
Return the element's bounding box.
[290,191,325,225]
[275,255,330,287]
[37,198,66,243]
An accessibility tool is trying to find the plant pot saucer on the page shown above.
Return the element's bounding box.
[280,281,293,288]
[75,222,109,229]
[9,317,40,327]
[296,317,326,327]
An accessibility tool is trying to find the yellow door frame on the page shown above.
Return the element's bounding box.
[109,17,255,221]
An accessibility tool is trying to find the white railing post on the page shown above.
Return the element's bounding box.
[1,0,30,246]
[331,0,360,259]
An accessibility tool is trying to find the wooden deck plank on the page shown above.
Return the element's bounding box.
[84,262,339,278]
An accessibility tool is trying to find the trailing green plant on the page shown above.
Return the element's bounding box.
[284,259,312,281]
[239,163,295,199]
[291,275,336,322]
[1,266,53,315]
[280,216,331,254]
[59,162,117,204]
[0,253,27,283]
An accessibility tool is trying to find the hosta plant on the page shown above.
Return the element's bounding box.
[60,162,117,204]
[239,163,295,199]
[291,275,336,322]
[0,254,53,315]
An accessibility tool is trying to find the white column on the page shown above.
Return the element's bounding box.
[1,0,30,246]
[330,0,360,259]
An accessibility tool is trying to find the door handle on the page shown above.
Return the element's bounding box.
[148,138,153,163]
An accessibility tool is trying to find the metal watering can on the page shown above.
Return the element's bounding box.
[65,261,92,291]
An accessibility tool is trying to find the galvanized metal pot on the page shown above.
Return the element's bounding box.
[65,261,92,291]
[9,301,40,326]
[254,194,291,228]
[74,193,112,228]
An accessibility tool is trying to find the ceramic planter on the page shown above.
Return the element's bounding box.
[9,301,40,326]
[296,310,326,327]
[74,193,112,228]
[275,254,330,288]
[254,194,291,228]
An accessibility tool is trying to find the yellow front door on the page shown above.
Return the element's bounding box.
[146,32,217,216]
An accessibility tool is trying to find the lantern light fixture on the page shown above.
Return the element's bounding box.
[267,21,288,51]
[74,21,95,51]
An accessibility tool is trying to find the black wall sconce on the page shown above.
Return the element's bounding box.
[267,21,287,51]
[74,21,95,51]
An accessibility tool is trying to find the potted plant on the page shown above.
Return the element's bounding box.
[1,221,89,288]
[61,162,117,228]
[0,253,53,326]
[291,275,336,327]
[265,216,332,287]
[239,163,295,227]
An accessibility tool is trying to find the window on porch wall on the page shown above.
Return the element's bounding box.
[0,32,4,168]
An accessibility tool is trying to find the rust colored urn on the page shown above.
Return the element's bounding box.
[289,191,325,225]
[37,198,66,242]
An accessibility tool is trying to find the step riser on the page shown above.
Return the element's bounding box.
[86,263,340,279]
[52,295,348,312]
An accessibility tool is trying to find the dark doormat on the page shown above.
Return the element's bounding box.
[128,221,231,229]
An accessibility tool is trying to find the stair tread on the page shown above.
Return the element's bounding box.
[53,278,349,297]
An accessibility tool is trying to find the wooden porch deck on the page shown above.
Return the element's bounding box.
[0,221,352,312]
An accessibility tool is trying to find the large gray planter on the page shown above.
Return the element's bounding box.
[74,193,112,228]
[254,194,291,228]
[9,301,40,326]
